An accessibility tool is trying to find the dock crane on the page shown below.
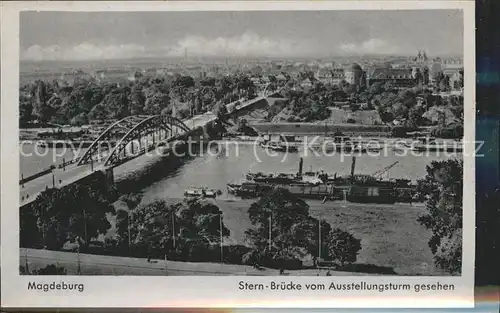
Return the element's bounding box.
[371,161,399,179]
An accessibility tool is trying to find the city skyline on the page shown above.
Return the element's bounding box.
[20,10,464,61]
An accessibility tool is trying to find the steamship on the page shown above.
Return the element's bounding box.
[228,157,413,204]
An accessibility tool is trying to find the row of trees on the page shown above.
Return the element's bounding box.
[114,196,231,261]
[19,72,258,126]
[112,189,362,269]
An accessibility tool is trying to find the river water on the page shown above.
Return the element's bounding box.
[20,141,461,198]
[19,141,460,275]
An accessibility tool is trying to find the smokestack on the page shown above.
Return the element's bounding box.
[298,157,303,177]
[350,156,356,178]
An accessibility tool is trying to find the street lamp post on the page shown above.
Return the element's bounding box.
[128,211,132,255]
[76,239,81,275]
[83,208,88,244]
[219,213,223,264]
[24,249,29,274]
[268,213,272,251]
[164,254,168,275]
[171,211,176,249]
[318,218,322,262]
[342,189,348,208]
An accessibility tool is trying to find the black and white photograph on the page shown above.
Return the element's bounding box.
[1,0,476,309]
[16,8,467,277]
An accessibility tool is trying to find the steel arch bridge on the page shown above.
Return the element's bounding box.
[77,115,190,167]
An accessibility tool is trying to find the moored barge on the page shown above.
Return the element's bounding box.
[229,157,417,204]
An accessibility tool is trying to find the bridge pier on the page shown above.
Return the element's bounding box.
[105,168,114,185]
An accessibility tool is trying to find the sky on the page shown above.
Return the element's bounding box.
[20,10,464,61]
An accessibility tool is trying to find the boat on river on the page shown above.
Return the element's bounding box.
[321,135,368,153]
[184,187,222,198]
[259,140,298,153]
[245,172,323,185]
[231,157,417,204]
[227,182,274,198]
[36,141,48,148]
[411,137,463,152]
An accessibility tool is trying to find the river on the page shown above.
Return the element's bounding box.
[19,141,460,275]
[20,141,461,198]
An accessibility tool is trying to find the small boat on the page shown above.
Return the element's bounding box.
[36,141,48,148]
[322,136,367,153]
[392,140,412,151]
[184,187,222,198]
[411,137,463,152]
[227,182,274,198]
[364,142,384,152]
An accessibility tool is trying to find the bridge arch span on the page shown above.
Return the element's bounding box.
[77,115,190,167]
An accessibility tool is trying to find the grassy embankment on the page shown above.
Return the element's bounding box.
[108,198,443,276]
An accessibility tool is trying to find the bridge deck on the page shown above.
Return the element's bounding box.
[19,113,217,207]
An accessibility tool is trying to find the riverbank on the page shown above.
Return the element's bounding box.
[110,197,440,276]
[251,122,391,137]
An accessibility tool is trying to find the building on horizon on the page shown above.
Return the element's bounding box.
[344,63,364,88]
[366,67,415,89]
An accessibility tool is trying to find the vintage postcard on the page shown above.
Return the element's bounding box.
[1,0,475,308]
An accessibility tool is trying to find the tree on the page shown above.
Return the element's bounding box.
[324,228,362,267]
[414,68,423,85]
[173,75,195,90]
[70,112,89,126]
[408,105,426,127]
[126,198,230,260]
[118,192,139,207]
[215,102,228,121]
[423,67,430,85]
[289,217,332,260]
[128,200,178,257]
[88,103,109,121]
[144,90,170,115]
[32,80,52,123]
[103,89,130,119]
[116,193,143,251]
[417,159,463,274]
[177,198,230,243]
[245,188,324,266]
[19,97,33,125]
[129,85,145,115]
[433,229,462,274]
[439,75,451,92]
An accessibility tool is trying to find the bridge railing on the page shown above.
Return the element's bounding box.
[57,157,81,169]
[20,165,56,185]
